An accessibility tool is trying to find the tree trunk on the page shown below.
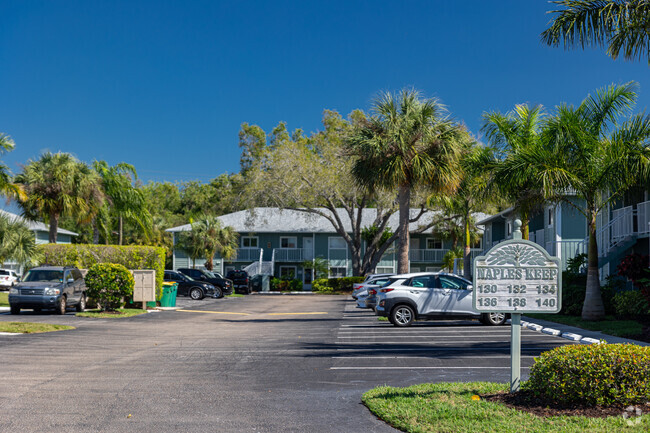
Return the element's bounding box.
[582,210,605,320]
[521,210,530,241]
[397,185,411,274]
[49,212,59,243]
[119,216,123,246]
[92,218,99,244]
[463,216,471,280]
[205,250,214,271]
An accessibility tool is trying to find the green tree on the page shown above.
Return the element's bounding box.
[241,110,407,276]
[178,216,239,270]
[16,152,105,243]
[93,160,152,245]
[513,82,650,320]
[542,0,650,64]
[0,213,40,269]
[347,89,463,274]
[482,104,547,240]
[0,133,25,201]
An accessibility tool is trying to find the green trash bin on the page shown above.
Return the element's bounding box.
[159,282,178,307]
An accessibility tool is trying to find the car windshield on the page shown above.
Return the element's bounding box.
[205,271,217,278]
[23,270,64,283]
[381,278,398,288]
[180,273,194,281]
[0,270,8,275]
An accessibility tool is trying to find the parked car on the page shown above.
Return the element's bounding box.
[352,273,394,299]
[163,270,218,300]
[356,286,385,310]
[226,270,252,294]
[8,266,87,315]
[0,269,20,288]
[375,272,508,327]
[176,268,233,297]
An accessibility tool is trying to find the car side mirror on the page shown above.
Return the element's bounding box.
[467,285,473,291]
[67,278,75,284]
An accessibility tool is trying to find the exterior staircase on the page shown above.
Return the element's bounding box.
[242,248,274,276]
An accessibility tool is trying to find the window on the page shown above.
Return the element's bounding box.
[426,266,441,272]
[279,266,296,279]
[439,275,469,290]
[408,276,431,288]
[241,236,258,248]
[329,267,347,278]
[507,222,512,236]
[409,266,421,273]
[426,238,442,249]
[328,237,346,249]
[280,237,297,248]
[375,266,394,274]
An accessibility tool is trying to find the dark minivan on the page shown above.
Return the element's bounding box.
[226,270,252,294]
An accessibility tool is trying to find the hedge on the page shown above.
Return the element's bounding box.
[312,277,365,293]
[85,263,135,310]
[522,343,650,406]
[37,244,166,300]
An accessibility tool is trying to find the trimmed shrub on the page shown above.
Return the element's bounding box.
[522,343,650,407]
[312,277,364,293]
[85,263,135,311]
[37,244,166,300]
[614,290,650,317]
[270,278,303,291]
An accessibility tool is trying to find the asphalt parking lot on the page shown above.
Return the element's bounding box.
[0,295,576,432]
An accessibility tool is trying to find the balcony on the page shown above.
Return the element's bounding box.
[274,248,312,262]
[231,248,262,262]
[409,248,484,263]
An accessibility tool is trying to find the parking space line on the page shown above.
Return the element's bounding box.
[336,334,556,339]
[336,346,559,351]
[178,310,250,315]
[331,355,536,359]
[268,312,328,316]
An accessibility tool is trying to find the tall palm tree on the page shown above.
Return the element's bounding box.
[541,0,650,64]
[482,104,547,240]
[347,89,463,273]
[510,82,650,320]
[93,160,152,245]
[0,133,25,201]
[15,152,105,243]
[429,140,493,280]
[178,216,239,270]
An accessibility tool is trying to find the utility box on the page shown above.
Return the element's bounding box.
[132,270,156,303]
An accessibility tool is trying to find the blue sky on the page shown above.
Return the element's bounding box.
[1,0,649,185]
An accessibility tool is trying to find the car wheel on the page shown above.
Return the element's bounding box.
[76,293,86,312]
[189,288,204,300]
[56,296,67,315]
[481,312,507,326]
[214,287,223,299]
[391,305,415,327]
[10,305,20,315]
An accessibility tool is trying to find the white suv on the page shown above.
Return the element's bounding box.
[0,269,19,288]
[374,272,507,327]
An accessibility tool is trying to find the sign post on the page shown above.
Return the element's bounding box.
[473,219,561,393]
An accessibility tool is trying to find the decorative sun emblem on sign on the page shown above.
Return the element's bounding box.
[485,244,547,267]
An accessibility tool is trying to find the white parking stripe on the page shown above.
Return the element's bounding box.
[331,355,536,359]
[330,366,527,370]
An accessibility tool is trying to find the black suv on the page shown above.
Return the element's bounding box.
[176,268,233,298]
[163,270,218,300]
[8,266,87,315]
[226,270,252,294]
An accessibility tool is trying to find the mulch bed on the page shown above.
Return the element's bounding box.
[482,391,650,418]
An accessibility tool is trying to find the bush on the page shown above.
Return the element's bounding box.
[311,277,364,293]
[614,290,650,317]
[85,263,135,311]
[522,343,650,407]
[270,278,302,291]
[560,272,586,316]
[37,244,166,300]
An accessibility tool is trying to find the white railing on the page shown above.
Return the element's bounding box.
[274,248,309,262]
[612,206,634,243]
[233,248,263,262]
[638,200,650,235]
[545,240,587,271]
[409,249,445,262]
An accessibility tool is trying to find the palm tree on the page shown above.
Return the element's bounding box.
[429,140,493,280]
[510,82,650,320]
[0,133,25,201]
[347,89,463,273]
[541,0,650,64]
[178,216,239,271]
[482,104,547,240]
[15,152,105,243]
[93,160,152,245]
[0,213,41,269]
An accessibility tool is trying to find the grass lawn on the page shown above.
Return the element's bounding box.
[0,291,8,307]
[0,322,74,334]
[525,313,642,337]
[225,293,244,298]
[377,316,388,321]
[363,382,649,433]
[76,308,148,319]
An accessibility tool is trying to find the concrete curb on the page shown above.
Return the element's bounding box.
[521,316,649,346]
[542,327,561,336]
[0,332,21,336]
